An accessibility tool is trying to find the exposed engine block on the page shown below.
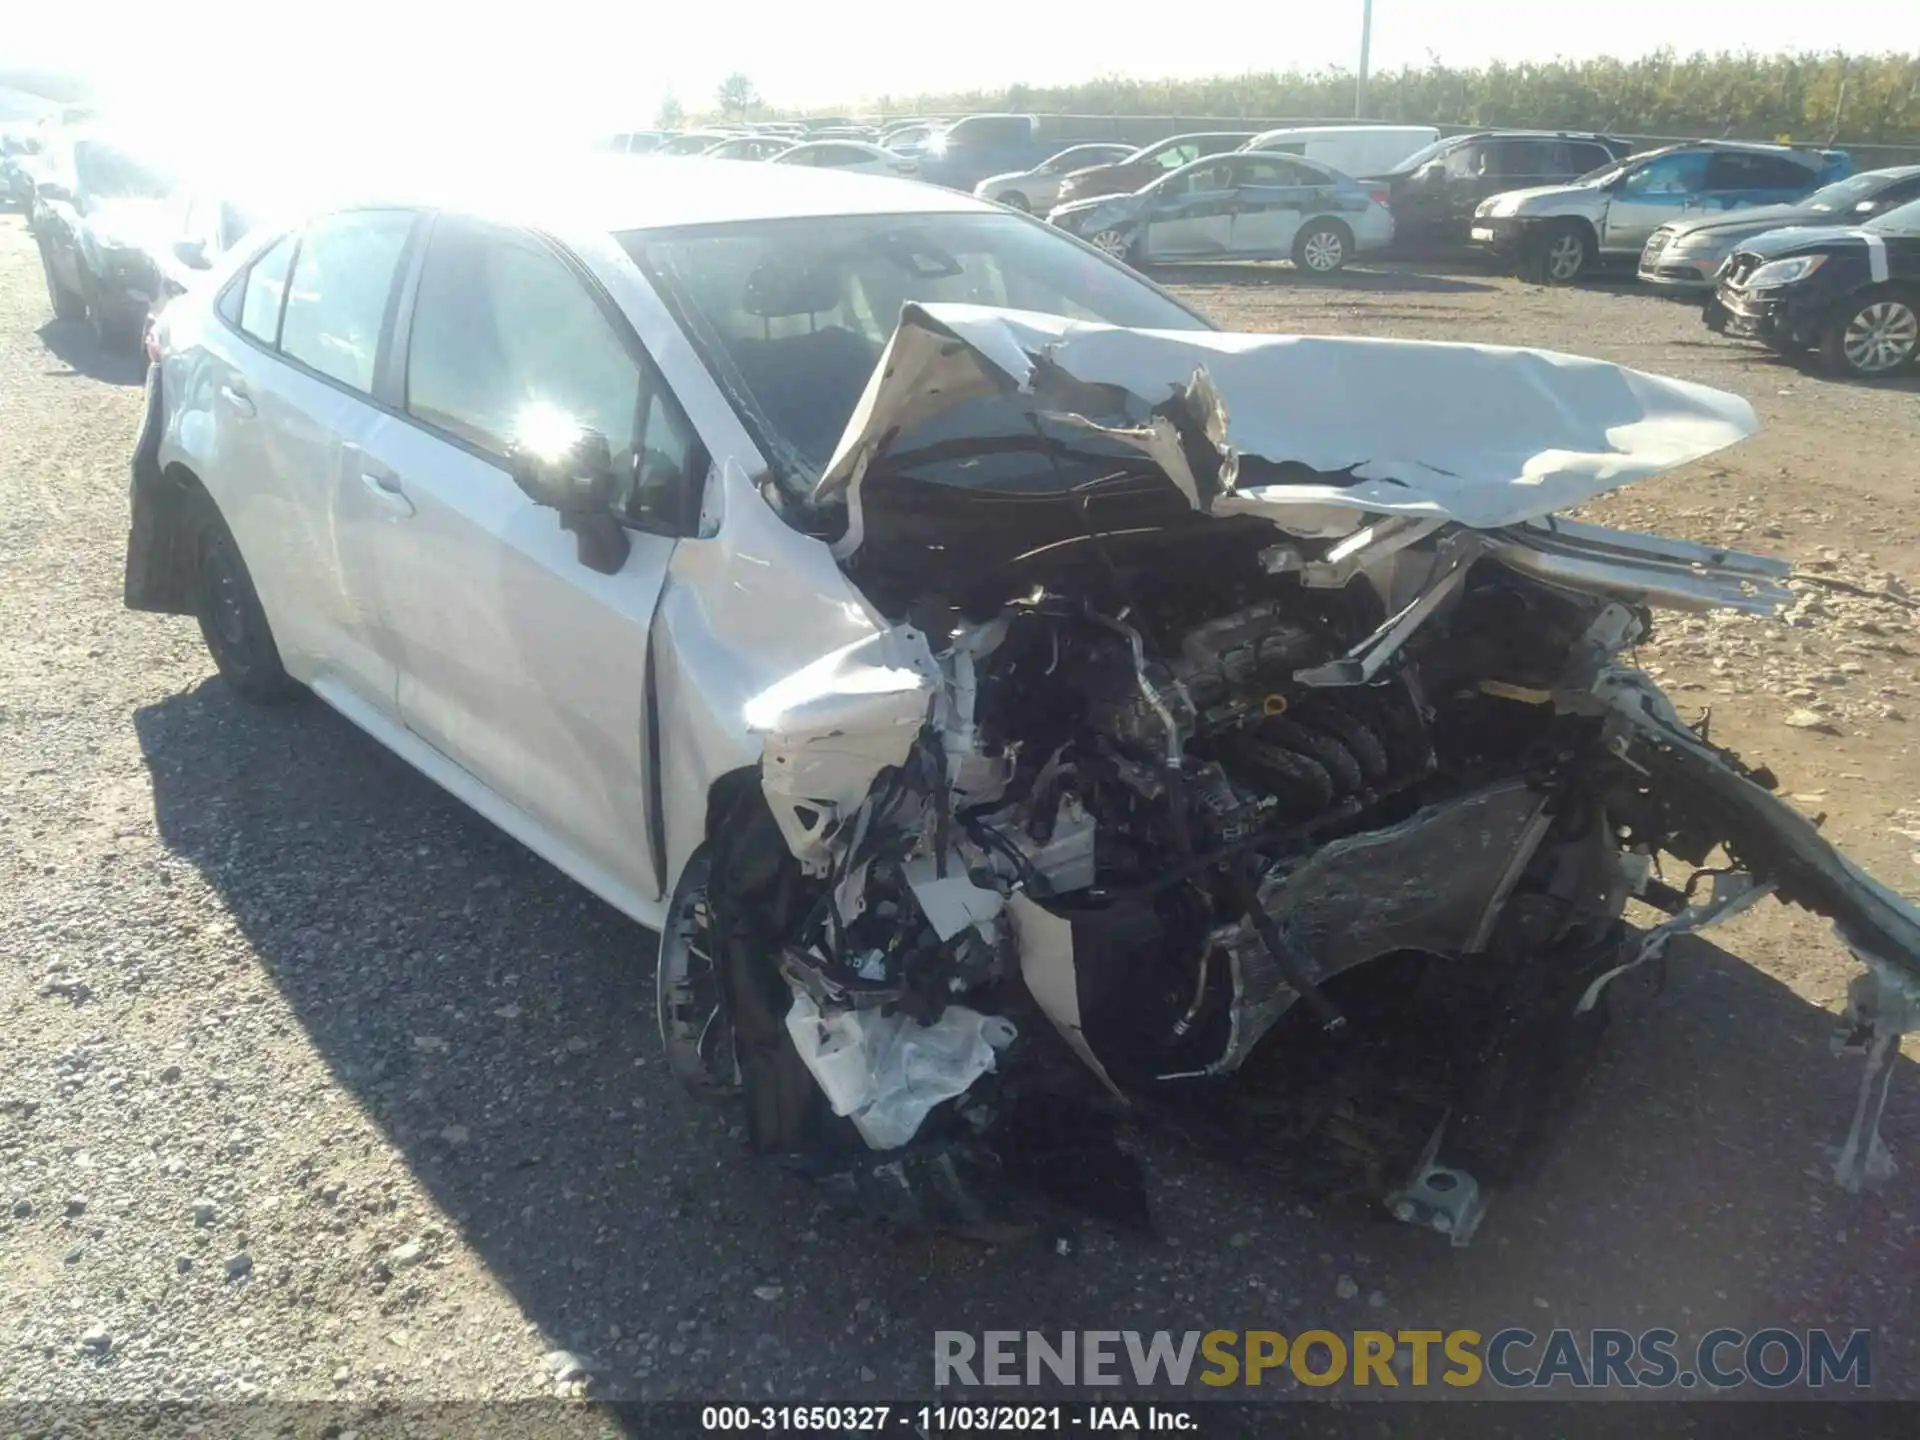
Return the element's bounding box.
[1073,599,1434,826]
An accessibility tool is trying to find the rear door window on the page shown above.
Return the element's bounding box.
[1489,140,1554,177]
[239,233,297,345]
[276,210,415,394]
[1705,151,1816,191]
[1231,156,1313,187]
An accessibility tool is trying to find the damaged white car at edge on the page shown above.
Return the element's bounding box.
[127,181,1919,1246]
[682,304,1920,1240]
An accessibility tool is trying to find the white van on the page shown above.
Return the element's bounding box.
[1244,125,1440,178]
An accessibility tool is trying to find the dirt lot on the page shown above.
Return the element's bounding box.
[2,212,1917,1406]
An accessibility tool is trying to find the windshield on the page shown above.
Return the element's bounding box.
[1865,196,1920,235]
[74,142,171,200]
[1806,172,1901,213]
[1576,157,1631,185]
[623,211,1207,492]
[1384,137,1456,174]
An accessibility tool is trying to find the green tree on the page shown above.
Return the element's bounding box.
[655,93,684,129]
[716,73,761,120]
[863,50,1920,146]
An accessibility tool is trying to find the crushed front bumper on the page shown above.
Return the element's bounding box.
[1708,275,1827,351]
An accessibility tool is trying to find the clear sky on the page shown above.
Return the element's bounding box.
[7,0,1915,140]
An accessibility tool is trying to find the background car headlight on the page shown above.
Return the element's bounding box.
[1745,254,1826,288]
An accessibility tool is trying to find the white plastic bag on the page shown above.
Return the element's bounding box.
[784,991,1016,1150]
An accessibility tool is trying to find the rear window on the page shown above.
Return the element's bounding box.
[945,116,1032,148]
[73,141,171,200]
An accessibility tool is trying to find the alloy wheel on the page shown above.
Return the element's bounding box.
[1301,229,1345,272]
[1545,232,1586,282]
[1841,301,1919,375]
[1090,229,1131,260]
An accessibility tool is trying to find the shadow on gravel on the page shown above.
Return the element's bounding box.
[37,317,146,386]
[128,678,1920,1398]
[1151,262,1497,295]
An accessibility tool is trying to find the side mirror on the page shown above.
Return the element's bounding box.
[1417,162,1444,182]
[173,237,209,269]
[505,427,632,575]
[37,180,72,204]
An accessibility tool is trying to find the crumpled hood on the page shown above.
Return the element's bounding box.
[814,303,1756,551]
[1735,224,1878,261]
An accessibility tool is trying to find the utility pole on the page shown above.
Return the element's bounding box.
[1356,0,1373,118]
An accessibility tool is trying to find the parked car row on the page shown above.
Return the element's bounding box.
[1470,140,1854,282]
[1706,196,1920,377]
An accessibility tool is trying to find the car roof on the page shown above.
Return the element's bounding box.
[1249,124,1435,140]
[1147,131,1255,145]
[1448,129,1621,143]
[304,156,989,234]
[1634,139,1829,162]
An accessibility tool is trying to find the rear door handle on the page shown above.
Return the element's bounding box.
[219,382,255,418]
[359,464,415,517]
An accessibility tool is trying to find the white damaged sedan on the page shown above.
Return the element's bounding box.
[127,159,1920,1240]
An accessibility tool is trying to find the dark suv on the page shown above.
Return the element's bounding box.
[1372,131,1630,247]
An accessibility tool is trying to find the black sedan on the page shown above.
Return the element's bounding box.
[1706,197,1920,377]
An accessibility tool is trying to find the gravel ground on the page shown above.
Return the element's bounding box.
[2,213,1917,1405]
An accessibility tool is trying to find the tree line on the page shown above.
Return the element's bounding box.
[860,51,1920,145]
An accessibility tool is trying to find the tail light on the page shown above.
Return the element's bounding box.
[1368,185,1391,208]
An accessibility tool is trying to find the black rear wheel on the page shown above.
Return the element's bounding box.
[192,496,303,704]
[39,238,84,321]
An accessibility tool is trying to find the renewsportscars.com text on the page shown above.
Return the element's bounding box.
[934,1328,1873,1390]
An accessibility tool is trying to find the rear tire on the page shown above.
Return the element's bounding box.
[39,238,84,321]
[191,495,303,704]
[1292,219,1351,275]
[1818,288,1919,378]
[999,191,1030,213]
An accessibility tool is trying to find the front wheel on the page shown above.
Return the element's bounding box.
[1534,223,1591,284]
[192,496,303,704]
[1820,290,1919,378]
[84,271,140,352]
[999,191,1030,213]
[1293,220,1350,275]
[1089,228,1137,265]
[39,239,84,321]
